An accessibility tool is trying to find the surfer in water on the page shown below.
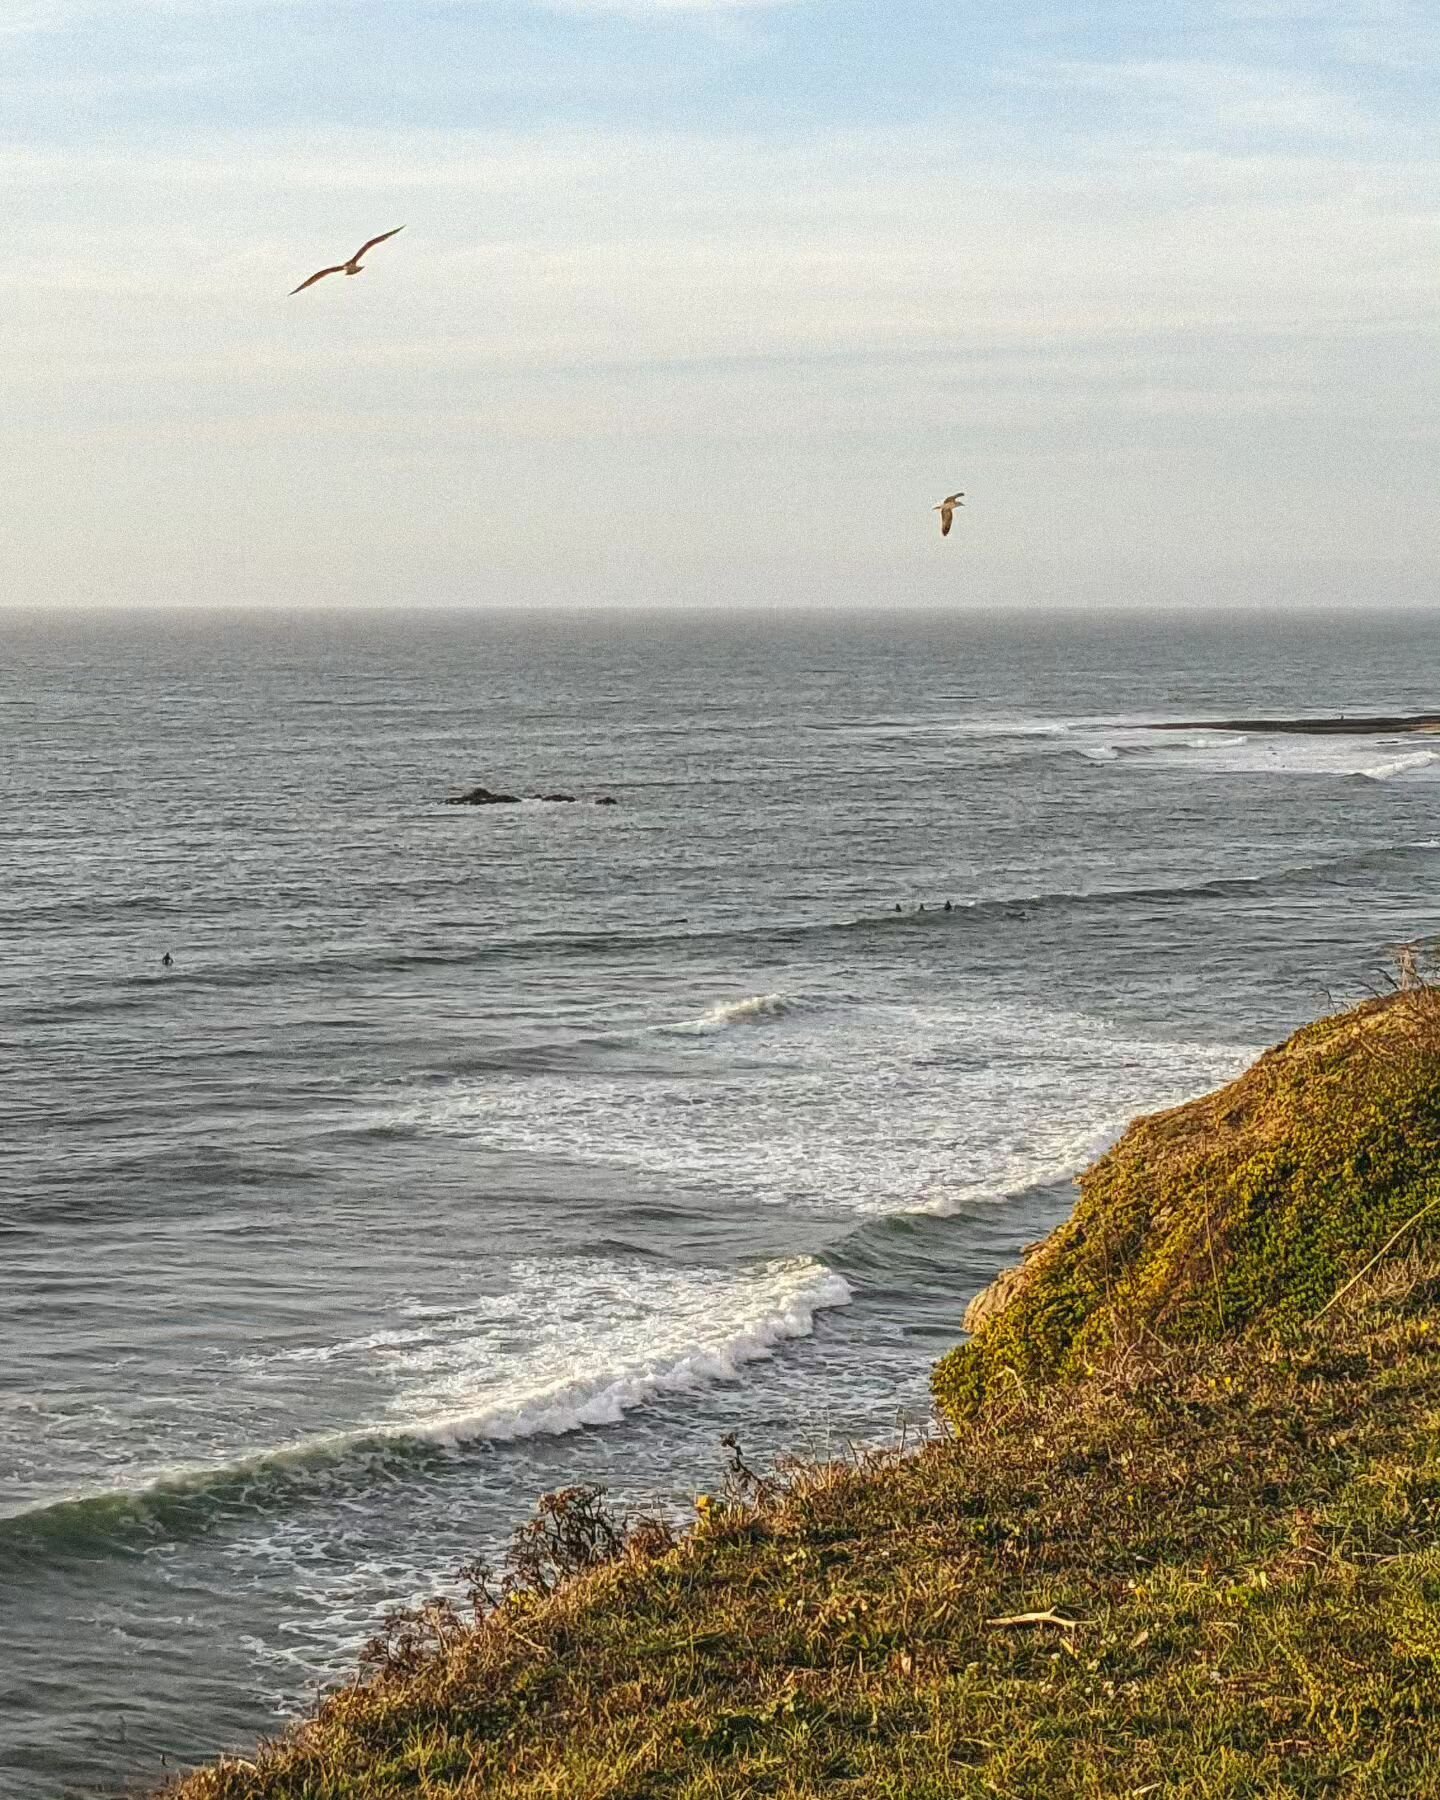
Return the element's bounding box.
[161,952,173,967]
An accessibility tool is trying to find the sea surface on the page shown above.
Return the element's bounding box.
[4,606,1438,1797]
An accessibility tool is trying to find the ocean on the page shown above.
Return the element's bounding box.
[3,605,1437,1798]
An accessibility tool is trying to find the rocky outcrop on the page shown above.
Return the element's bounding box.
[444,786,618,807]
[444,786,522,806]
[961,1239,1055,1336]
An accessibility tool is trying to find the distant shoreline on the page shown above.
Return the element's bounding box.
[1146,712,1440,736]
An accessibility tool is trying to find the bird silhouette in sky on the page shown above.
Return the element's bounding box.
[290,227,405,296]
[934,492,965,537]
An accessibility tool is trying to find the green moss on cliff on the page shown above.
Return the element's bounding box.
[933,991,1440,1425]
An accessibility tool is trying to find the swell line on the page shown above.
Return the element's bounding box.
[10,837,1437,1027]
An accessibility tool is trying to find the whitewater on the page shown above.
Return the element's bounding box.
[5,605,1439,1798]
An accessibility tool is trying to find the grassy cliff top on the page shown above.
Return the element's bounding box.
[168,993,1440,1799]
[934,988,1440,1425]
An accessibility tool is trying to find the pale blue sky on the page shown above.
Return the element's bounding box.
[2,0,1437,607]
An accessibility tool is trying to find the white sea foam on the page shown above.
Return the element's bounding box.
[1079,728,1440,780]
[1074,744,1120,763]
[398,1258,851,1448]
[398,996,1257,1227]
[9,1257,851,1528]
[662,992,792,1035]
[948,719,1073,739]
[1360,750,1440,782]
[904,1119,1130,1217]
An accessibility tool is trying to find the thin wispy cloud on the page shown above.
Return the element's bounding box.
[0,0,1436,608]
[7,0,806,26]
[547,0,800,12]
[1012,57,1379,139]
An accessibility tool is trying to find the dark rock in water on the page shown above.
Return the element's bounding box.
[444,785,618,807]
[445,786,522,806]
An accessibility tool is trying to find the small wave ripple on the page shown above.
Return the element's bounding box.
[13,835,1439,1029]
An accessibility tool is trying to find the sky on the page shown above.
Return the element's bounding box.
[1,0,1437,610]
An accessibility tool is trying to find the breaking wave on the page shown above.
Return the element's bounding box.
[902,1120,1131,1218]
[1359,751,1440,782]
[661,993,794,1035]
[0,1258,850,1563]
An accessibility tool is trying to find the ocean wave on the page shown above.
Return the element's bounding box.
[809,716,1081,742]
[1116,729,1440,780]
[902,1119,1130,1218]
[854,840,1440,928]
[660,993,793,1035]
[1074,745,1120,763]
[399,991,1258,1247]
[0,1258,850,1563]
[1359,751,1440,782]
[974,839,1440,915]
[946,720,1074,740]
[13,839,1440,1029]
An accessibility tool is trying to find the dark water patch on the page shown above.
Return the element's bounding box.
[11,1160,331,1230]
[344,1119,425,1142]
[814,1193,1079,1350]
[0,1436,452,1571]
[833,1183,1080,1282]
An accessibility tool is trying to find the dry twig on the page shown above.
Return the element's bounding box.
[1314,1196,1440,1322]
[984,1608,1083,1630]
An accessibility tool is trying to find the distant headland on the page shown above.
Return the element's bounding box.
[1146,712,1440,736]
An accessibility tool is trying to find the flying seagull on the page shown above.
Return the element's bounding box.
[934,492,965,537]
[289,227,405,296]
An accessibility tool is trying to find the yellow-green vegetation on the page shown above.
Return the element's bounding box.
[170,991,1440,1799]
[934,989,1440,1423]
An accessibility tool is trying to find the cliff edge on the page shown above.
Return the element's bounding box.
[935,989,1440,1424]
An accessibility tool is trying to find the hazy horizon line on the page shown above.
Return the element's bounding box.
[4,598,1437,623]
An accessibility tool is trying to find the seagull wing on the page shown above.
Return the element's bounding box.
[352,226,405,262]
[940,506,953,536]
[290,264,347,295]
